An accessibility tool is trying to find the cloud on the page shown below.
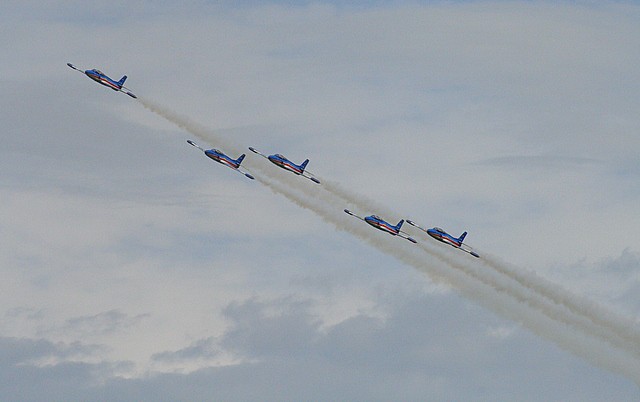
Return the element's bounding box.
[61,310,149,338]
[0,337,93,365]
[473,155,603,170]
[151,337,219,365]
[219,297,321,359]
[0,337,132,402]
[70,293,640,401]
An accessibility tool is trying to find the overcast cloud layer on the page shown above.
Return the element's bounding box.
[2,1,640,400]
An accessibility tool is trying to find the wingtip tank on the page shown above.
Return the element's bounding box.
[310,177,321,184]
[187,140,204,152]
[126,91,137,99]
[67,62,81,72]
[245,173,255,180]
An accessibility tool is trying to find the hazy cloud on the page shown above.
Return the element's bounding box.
[82,293,640,401]
[62,310,150,337]
[473,155,603,170]
[152,337,219,364]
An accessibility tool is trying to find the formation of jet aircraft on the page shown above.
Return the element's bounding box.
[68,62,480,258]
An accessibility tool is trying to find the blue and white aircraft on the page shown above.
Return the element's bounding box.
[188,140,255,180]
[344,209,417,243]
[67,63,137,98]
[406,220,480,258]
[249,147,320,184]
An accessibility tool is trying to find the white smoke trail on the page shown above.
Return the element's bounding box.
[224,154,640,382]
[140,96,640,354]
[257,170,640,384]
[481,253,640,352]
[137,97,640,384]
[318,178,640,350]
[252,156,640,361]
[279,147,640,356]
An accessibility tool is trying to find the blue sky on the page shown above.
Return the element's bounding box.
[2,1,640,400]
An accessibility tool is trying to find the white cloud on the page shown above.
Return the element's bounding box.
[4,292,631,401]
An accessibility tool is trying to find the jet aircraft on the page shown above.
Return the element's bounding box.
[344,209,417,243]
[249,147,320,184]
[67,63,137,98]
[188,140,255,180]
[406,220,480,258]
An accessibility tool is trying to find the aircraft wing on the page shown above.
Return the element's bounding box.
[248,147,269,159]
[67,63,84,73]
[406,219,429,234]
[343,209,366,222]
[460,244,480,258]
[302,171,321,184]
[118,84,137,98]
[120,87,137,98]
[235,167,255,180]
[187,140,205,152]
[398,231,418,244]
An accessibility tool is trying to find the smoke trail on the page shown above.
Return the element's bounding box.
[139,96,640,354]
[481,253,640,352]
[325,176,640,354]
[252,156,640,361]
[136,97,640,384]
[255,168,640,384]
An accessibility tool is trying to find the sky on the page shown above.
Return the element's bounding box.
[2,1,640,400]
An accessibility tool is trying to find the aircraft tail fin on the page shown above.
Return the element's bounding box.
[236,154,246,165]
[458,231,468,243]
[395,219,405,230]
[300,159,309,172]
[117,75,127,86]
